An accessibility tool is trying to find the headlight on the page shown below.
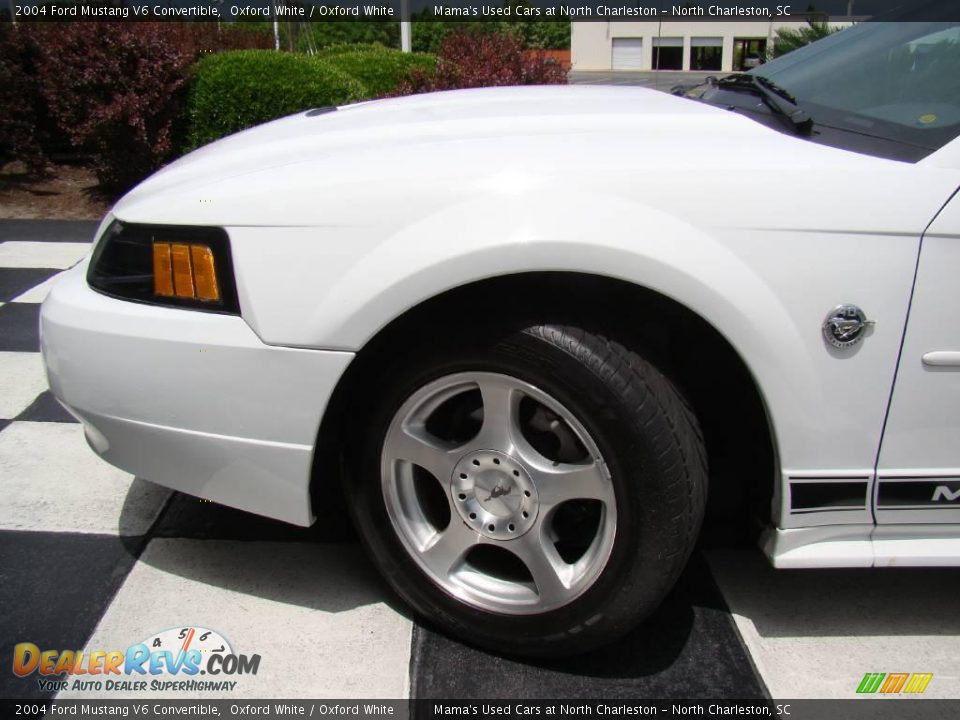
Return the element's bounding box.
[87,221,240,314]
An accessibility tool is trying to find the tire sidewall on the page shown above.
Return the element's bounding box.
[346,325,697,654]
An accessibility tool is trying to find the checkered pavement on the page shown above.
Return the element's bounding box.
[2,219,956,703]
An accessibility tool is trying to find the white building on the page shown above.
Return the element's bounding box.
[572,19,855,73]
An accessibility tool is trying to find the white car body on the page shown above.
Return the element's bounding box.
[41,84,960,569]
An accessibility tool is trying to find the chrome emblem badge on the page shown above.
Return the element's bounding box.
[484,482,512,502]
[822,305,873,348]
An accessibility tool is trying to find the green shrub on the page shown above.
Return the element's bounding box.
[321,47,437,97]
[188,50,366,149]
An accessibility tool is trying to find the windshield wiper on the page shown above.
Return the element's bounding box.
[716,73,814,136]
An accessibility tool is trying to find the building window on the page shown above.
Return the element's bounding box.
[734,38,768,71]
[653,37,683,71]
[690,37,723,71]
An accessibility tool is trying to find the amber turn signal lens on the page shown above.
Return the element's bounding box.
[153,243,174,297]
[190,245,220,301]
[170,243,194,298]
[152,242,220,302]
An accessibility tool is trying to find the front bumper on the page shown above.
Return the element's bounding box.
[40,261,354,526]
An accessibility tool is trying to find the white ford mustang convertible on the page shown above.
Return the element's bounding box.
[41,18,960,654]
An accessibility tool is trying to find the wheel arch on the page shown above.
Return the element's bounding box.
[310,272,779,536]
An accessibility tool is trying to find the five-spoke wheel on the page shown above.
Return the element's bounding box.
[381,372,617,614]
[346,323,707,656]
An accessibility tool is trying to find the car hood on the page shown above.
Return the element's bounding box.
[111,84,895,226]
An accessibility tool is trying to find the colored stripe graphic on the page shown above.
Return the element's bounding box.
[856,672,932,694]
[880,673,909,693]
[857,673,885,694]
[904,674,934,694]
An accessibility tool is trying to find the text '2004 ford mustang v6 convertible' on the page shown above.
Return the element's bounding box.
[41,17,960,655]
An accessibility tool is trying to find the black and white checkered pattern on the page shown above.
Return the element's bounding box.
[2,219,954,702]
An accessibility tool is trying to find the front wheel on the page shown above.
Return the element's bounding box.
[345,324,707,656]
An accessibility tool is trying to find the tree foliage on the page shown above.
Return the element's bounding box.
[772,21,841,58]
[0,22,271,190]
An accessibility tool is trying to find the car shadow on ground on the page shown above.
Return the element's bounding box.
[117,481,398,616]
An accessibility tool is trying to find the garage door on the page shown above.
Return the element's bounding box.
[612,38,644,70]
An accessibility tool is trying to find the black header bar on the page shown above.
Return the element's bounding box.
[6,0,960,24]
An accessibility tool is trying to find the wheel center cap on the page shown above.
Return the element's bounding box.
[451,450,538,541]
[474,470,521,515]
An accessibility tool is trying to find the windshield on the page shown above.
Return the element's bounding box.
[752,21,960,155]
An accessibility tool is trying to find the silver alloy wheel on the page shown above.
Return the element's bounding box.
[380,371,617,614]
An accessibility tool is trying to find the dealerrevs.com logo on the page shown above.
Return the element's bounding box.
[856,672,933,695]
[12,626,260,694]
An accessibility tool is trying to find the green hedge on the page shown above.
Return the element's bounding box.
[321,46,436,97]
[187,50,366,149]
[187,47,437,149]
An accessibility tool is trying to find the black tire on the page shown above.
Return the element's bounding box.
[344,323,707,657]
